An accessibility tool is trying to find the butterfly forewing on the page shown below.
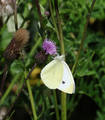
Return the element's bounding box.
[41,60,63,89]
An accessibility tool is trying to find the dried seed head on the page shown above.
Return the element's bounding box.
[4,28,29,62]
[13,28,29,49]
[35,51,48,65]
[0,0,14,16]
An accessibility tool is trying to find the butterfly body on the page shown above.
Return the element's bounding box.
[40,55,75,94]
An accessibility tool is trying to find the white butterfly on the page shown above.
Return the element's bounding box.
[40,55,75,94]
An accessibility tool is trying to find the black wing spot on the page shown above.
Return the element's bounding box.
[62,81,65,84]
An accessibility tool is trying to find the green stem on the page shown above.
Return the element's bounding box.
[2,64,36,120]
[35,0,45,39]
[11,75,24,103]
[0,73,20,106]
[71,0,96,74]
[0,16,10,35]
[61,92,67,120]
[54,0,66,120]
[54,0,64,45]
[53,90,60,120]
[24,71,37,120]
[12,0,18,30]
[29,35,42,57]
[0,64,8,99]
[48,0,59,40]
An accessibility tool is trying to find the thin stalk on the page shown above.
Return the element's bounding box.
[12,0,18,30]
[29,36,42,57]
[25,72,37,120]
[54,0,64,44]
[71,0,96,74]
[54,0,66,120]
[0,16,10,35]
[11,75,24,103]
[35,0,45,39]
[48,0,59,40]
[2,64,36,120]
[0,74,21,106]
[0,64,8,103]
[2,83,26,120]
[53,90,60,120]
[61,92,67,120]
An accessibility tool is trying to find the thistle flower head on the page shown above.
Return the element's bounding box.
[3,28,29,62]
[35,39,58,64]
[0,0,14,16]
[42,38,58,55]
[35,51,48,65]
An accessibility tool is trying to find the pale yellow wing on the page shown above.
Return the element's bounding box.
[58,61,75,94]
[40,60,63,89]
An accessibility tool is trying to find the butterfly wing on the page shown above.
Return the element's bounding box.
[57,61,75,94]
[41,60,63,89]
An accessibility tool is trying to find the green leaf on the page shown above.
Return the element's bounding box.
[42,19,48,27]
[0,69,4,75]
[46,97,50,110]
[25,58,31,67]
[31,116,34,120]
[24,3,29,18]
[6,110,15,120]
[39,4,46,17]
[10,61,24,74]
[40,0,47,6]
[96,111,105,120]
[37,103,45,119]
[18,0,24,5]
[46,20,55,31]
[49,112,55,116]
[77,69,89,76]
[86,70,97,76]
[75,52,95,76]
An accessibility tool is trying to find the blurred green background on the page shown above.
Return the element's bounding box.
[0,0,105,120]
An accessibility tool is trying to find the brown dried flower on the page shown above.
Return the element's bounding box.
[4,28,29,62]
[0,0,14,16]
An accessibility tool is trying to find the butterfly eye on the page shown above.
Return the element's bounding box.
[62,81,65,84]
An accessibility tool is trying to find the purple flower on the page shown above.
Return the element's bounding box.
[42,38,58,55]
[44,11,50,16]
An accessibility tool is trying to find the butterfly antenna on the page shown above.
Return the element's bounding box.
[65,47,73,56]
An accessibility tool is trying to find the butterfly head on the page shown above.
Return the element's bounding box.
[53,54,65,61]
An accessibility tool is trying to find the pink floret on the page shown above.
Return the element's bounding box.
[42,38,58,55]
